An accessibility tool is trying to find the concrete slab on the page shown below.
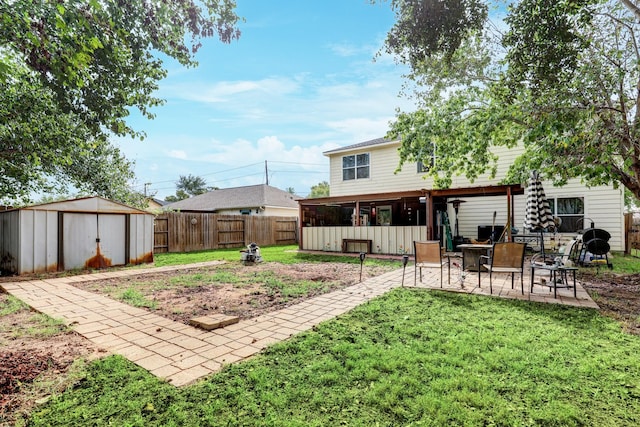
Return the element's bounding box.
[189,314,240,331]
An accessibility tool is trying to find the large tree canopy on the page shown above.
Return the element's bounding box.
[382,0,640,201]
[0,0,240,204]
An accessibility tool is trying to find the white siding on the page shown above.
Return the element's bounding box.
[215,207,298,217]
[454,181,624,251]
[329,143,520,197]
[303,226,427,254]
[327,141,625,251]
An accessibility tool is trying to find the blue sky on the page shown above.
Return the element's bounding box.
[118,0,416,199]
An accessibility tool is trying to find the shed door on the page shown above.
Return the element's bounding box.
[62,213,126,270]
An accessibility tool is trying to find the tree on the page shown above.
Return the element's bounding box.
[286,187,296,194]
[0,1,240,202]
[380,0,640,202]
[165,174,211,202]
[309,181,330,198]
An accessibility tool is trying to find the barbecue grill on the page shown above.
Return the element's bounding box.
[574,228,613,269]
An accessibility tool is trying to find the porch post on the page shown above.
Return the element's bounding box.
[426,193,433,240]
[355,200,360,226]
[507,187,512,242]
[299,202,304,249]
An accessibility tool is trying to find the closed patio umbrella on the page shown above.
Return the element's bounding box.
[523,171,555,260]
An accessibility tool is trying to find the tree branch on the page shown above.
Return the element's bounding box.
[621,0,640,21]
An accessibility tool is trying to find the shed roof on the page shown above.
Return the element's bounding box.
[165,184,299,212]
[5,196,149,214]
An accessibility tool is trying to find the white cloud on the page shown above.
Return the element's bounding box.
[168,150,187,159]
[161,77,301,104]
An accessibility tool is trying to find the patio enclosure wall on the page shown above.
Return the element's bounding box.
[302,225,427,255]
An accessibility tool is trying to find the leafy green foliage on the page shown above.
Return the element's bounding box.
[28,290,640,425]
[382,0,640,201]
[383,0,488,67]
[308,180,330,198]
[0,0,241,203]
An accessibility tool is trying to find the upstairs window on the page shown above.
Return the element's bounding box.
[417,143,436,173]
[343,153,370,181]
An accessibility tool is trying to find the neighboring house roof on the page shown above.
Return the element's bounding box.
[152,198,169,206]
[323,137,397,156]
[164,184,299,212]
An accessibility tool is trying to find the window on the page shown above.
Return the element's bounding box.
[342,153,369,181]
[549,197,584,232]
[417,143,436,173]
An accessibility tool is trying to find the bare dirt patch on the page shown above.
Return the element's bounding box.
[0,295,105,425]
[72,261,398,323]
[1,260,639,425]
[580,271,640,335]
[0,260,395,424]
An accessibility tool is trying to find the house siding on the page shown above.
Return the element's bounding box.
[326,140,625,251]
[330,142,521,197]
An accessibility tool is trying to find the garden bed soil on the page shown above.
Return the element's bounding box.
[1,263,639,425]
[0,261,394,424]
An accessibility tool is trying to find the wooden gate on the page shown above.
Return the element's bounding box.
[153,213,298,253]
[625,212,640,256]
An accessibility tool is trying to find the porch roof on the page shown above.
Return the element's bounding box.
[298,184,525,206]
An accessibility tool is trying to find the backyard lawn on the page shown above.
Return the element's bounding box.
[25,289,640,426]
[1,246,640,426]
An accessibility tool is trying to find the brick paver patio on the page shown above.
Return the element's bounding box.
[1,260,598,387]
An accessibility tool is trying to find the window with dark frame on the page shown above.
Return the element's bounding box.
[342,153,370,181]
[548,197,584,232]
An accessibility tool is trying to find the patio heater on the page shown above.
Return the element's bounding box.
[448,199,466,239]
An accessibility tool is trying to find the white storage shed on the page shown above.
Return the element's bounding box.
[0,197,154,275]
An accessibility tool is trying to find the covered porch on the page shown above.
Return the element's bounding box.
[298,184,525,255]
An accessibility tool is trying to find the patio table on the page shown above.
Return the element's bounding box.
[530,263,578,298]
[457,244,493,272]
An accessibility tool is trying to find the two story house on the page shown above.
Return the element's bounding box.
[298,137,624,254]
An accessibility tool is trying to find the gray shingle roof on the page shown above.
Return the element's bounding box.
[323,137,395,155]
[164,184,298,212]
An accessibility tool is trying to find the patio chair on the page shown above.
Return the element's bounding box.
[478,242,526,294]
[414,241,450,287]
[531,239,579,268]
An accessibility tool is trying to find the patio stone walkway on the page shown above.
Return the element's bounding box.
[1,261,598,387]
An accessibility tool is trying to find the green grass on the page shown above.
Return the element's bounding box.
[152,244,397,267]
[0,294,28,315]
[119,288,158,309]
[28,290,640,426]
[608,252,640,274]
[1,295,68,338]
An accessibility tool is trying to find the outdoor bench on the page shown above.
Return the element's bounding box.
[341,239,373,254]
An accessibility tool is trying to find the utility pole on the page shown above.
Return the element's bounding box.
[265,160,269,185]
[144,182,151,197]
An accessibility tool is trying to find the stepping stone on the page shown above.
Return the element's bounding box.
[189,314,240,331]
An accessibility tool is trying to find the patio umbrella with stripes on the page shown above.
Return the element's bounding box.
[523,171,555,259]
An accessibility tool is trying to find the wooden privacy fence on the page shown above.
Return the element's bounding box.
[154,213,298,253]
[625,212,640,255]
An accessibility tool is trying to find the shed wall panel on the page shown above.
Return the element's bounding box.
[0,211,20,273]
[130,214,154,264]
[18,210,59,274]
[98,215,126,266]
